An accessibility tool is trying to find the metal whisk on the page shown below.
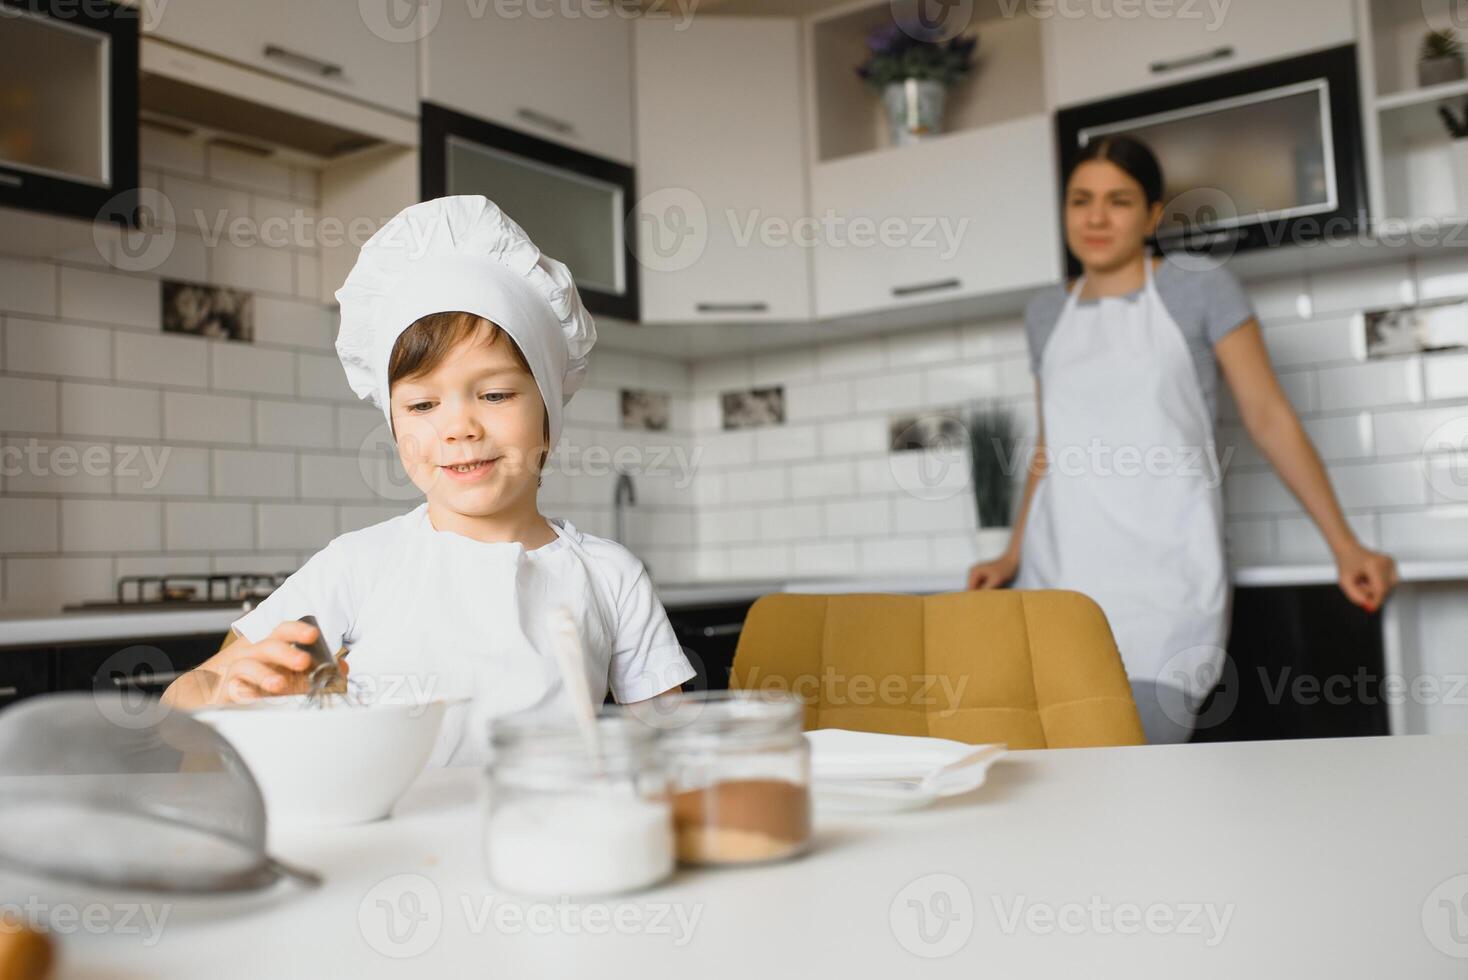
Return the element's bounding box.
[294,615,358,708]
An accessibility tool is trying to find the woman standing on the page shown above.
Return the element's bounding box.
[967,136,1397,744]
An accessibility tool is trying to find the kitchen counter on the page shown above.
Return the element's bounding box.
[20,733,1468,978]
[7,559,1468,648]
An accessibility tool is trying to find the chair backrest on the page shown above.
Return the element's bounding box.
[729,590,1145,749]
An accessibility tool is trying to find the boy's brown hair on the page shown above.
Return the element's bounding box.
[387,311,550,473]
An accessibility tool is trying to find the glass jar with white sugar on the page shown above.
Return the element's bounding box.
[482,709,674,898]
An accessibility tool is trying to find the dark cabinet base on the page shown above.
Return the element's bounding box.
[1191,584,1389,742]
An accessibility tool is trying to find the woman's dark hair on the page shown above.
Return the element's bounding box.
[1067,135,1165,205]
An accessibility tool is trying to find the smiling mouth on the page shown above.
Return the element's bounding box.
[441,458,498,475]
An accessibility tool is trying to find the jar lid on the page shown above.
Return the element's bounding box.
[636,690,805,747]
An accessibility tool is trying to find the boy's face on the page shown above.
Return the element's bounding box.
[389,324,547,519]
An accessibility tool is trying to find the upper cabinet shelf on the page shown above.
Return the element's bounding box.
[806,0,1045,165]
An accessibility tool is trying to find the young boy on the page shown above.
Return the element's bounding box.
[163,196,695,766]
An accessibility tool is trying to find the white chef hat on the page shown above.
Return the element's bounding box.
[334,195,596,450]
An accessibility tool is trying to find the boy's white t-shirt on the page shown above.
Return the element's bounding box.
[230,504,696,766]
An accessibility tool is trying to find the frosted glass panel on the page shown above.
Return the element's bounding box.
[1082,82,1334,236]
[0,11,108,184]
[447,137,622,293]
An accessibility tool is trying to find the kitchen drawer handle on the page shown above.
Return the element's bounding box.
[263,44,344,79]
[516,107,575,136]
[892,278,961,297]
[699,623,744,638]
[1149,46,1235,75]
[0,171,22,188]
[111,670,186,688]
[695,302,770,314]
[0,686,17,698]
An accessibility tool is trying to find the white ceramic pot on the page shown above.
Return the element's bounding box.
[195,695,456,829]
[882,78,947,146]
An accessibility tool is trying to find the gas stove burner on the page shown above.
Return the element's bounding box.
[62,572,294,613]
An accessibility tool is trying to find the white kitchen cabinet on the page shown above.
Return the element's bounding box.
[1044,0,1357,108]
[633,17,812,324]
[423,2,633,165]
[141,0,417,116]
[810,116,1061,321]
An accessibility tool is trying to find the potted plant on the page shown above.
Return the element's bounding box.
[967,407,1017,560]
[855,25,978,147]
[1441,99,1468,215]
[1420,28,1465,88]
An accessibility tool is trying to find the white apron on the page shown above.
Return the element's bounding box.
[1014,257,1231,696]
[346,511,616,768]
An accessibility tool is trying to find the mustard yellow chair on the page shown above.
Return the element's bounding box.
[729,590,1145,749]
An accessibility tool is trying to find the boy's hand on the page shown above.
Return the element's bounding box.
[182,621,348,707]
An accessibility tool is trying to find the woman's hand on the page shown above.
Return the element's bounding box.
[967,552,1019,590]
[162,621,348,709]
[1334,543,1398,614]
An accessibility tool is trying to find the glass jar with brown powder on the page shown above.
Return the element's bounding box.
[643,690,811,866]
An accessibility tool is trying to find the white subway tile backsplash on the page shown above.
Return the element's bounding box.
[824,498,889,537]
[1327,459,1428,510]
[791,539,858,577]
[61,499,162,553]
[58,266,158,329]
[209,240,294,296]
[211,342,294,396]
[256,399,333,448]
[114,444,209,496]
[958,318,1027,359]
[722,466,788,504]
[1316,358,1422,411]
[1244,273,1309,325]
[754,424,817,463]
[700,430,755,468]
[751,347,817,384]
[789,459,855,500]
[691,356,751,393]
[337,405,384,450]
[816,337,884,378]
[784,379,853,422]
[725,543,790,578]
[165,501,253,551]
[1424,353,1468,401]
[1301,413,1375,462]
[0,498,58,553]
[893,492,975,534]
[924,362,999,405]
[859,535,932,574]
[160,174,249,232]
[1379,507,1468,557]
[0,377,59,434]
[563,386,618,425]
[820,416,886,457]
[338,504,412,535]
[5,317,112,379]
[295,351,355,402]
[114,330,208,386]
[2,437,111,494]
[60,382,159,439]
[1,557,112,612]
[1224,470,1298,516]
[1310,261,1414,316]
[1415,252,1468,304]
[1260,315,1361,367]
[162,391,252,444]
[1275,512,1377,564]
[251,295,335,351]
[258,502,335,551]
[213,448,296,499]
[140,125,205,177]
[756,502,822,541]
[886,326,959,368]
[854,369,923,415]
[0,257,58,317]
[1374,404,1468,457]
[1224,519,1275,564]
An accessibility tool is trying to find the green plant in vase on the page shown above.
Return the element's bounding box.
[855,25,978,147]
[1420,28,1465,88]
[967,407,1017,559]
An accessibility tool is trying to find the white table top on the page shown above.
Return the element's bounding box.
[26,733,1468,978]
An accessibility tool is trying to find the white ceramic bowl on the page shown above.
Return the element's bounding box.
[194,695,455,829]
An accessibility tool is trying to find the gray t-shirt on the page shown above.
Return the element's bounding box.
[1023,258,1255,421]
